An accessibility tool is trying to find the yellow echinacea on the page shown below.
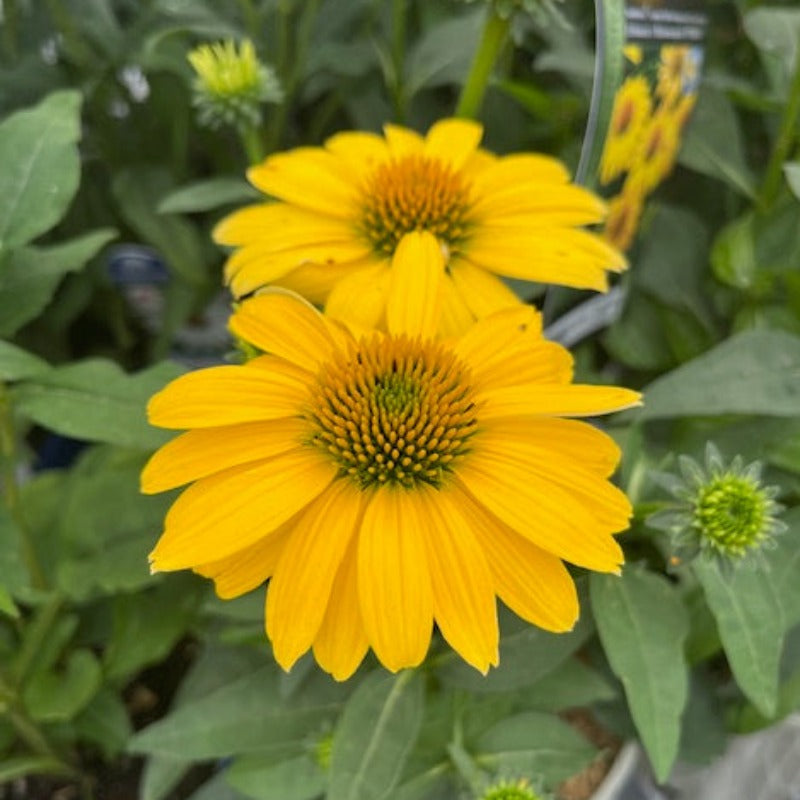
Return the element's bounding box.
[214,119,626,335]
[143,275,640,680]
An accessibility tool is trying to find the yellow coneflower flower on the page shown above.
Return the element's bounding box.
[599,76,653,185]
[214,119,626,336]
[142,280,640,680]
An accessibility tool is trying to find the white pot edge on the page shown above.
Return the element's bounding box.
[590,741,642,800]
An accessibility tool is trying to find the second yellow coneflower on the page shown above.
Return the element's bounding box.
[214,119,626,336]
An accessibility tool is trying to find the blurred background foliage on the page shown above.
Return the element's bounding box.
[1,0,800,798]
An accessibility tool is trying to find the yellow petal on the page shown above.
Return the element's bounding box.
[358,488,433,671]
[424,118,483,171]
[325,262,391,331]
[225,240,371,297]
[141,417,308,494]
[479,383,642,420]
[459,489,578,631]
[230,290,340,372]
[449,259,523,320]
[439,275,477,338]
[147,357,309,429]
[267,480,363,672]
[383,123,424,157]
[324,131,391,182]
[454,305,572,390]
[479,417,622,477]
[213,203,354,248]
[471,183,607,225]
[386,231,444,338]
[194,524,291,599]
[149,449,336,570]
[456,454,624,572]
[420,485,498,673]
[469,154,570,196]
[313,535,369,681]
[477,427,632,530]
[247,148,358,218]
[466,229,626,290]
[278,258,375,305]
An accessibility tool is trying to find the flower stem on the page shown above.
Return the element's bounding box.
[0,384,46,590]
[455,8,510,119]
[391,0,407,121]
[240,124,265,165]
[760,54,800,210]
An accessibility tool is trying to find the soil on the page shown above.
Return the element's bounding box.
[558,709,623,800]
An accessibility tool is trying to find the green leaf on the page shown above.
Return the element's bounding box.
[73,688,133,759]
[226,754,325,800]
[129,667,342,759]
[767,507,800,627]
[520,658,616,712]
[784,162,800,200]
[0,342,48,382]
[328,670,424,800]
[437,607,593,692]
[0,90,82,249]
[694,557,784,717]
[112,167,210,286]
[474,711,596,785]
[11,359,184,449]
[591,568,689,781]
[0,503,28,597]
[680,87,756,198]
[640,329,800,420]
[0,584,19,618]
[22,648,102,723]
[103,577,204,683]
[157,177,260,214]
[744,8,800,90]
[578,0,626,186]
[711,212,758,290]
[0,229,117,337]
[0,755,76,782]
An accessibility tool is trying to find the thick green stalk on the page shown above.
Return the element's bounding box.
[455,8,510,119]
[241,124,265,165]
[0,385,46,590]
[760,55,800,209]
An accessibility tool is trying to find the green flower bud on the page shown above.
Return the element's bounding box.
[187,39,282,133]
[649,443,786,564]
[478,778,546,800]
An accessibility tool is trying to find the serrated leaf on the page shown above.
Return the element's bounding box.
[0,229,117,336]
[11,359,184,449]
[157,177,260,213]
[640,329,800,420]
[591,568,689,781]
[694,557,784,717]
[0,90,82,249]
[226,754,325,800]
[328,670,424,800]
[0,342,48,381]
[474,711,596,785]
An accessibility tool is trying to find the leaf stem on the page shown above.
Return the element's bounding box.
[0,384,46,590]
[759,54,800,210]
[455,8,510,119]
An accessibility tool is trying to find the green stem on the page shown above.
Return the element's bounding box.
[240,124,265,165]
[391,0,407,121]
[0,385,46,590]
[760,54,800,210]
[12,594,65,687]
[237,0,259,40]
[455,8,510,119]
